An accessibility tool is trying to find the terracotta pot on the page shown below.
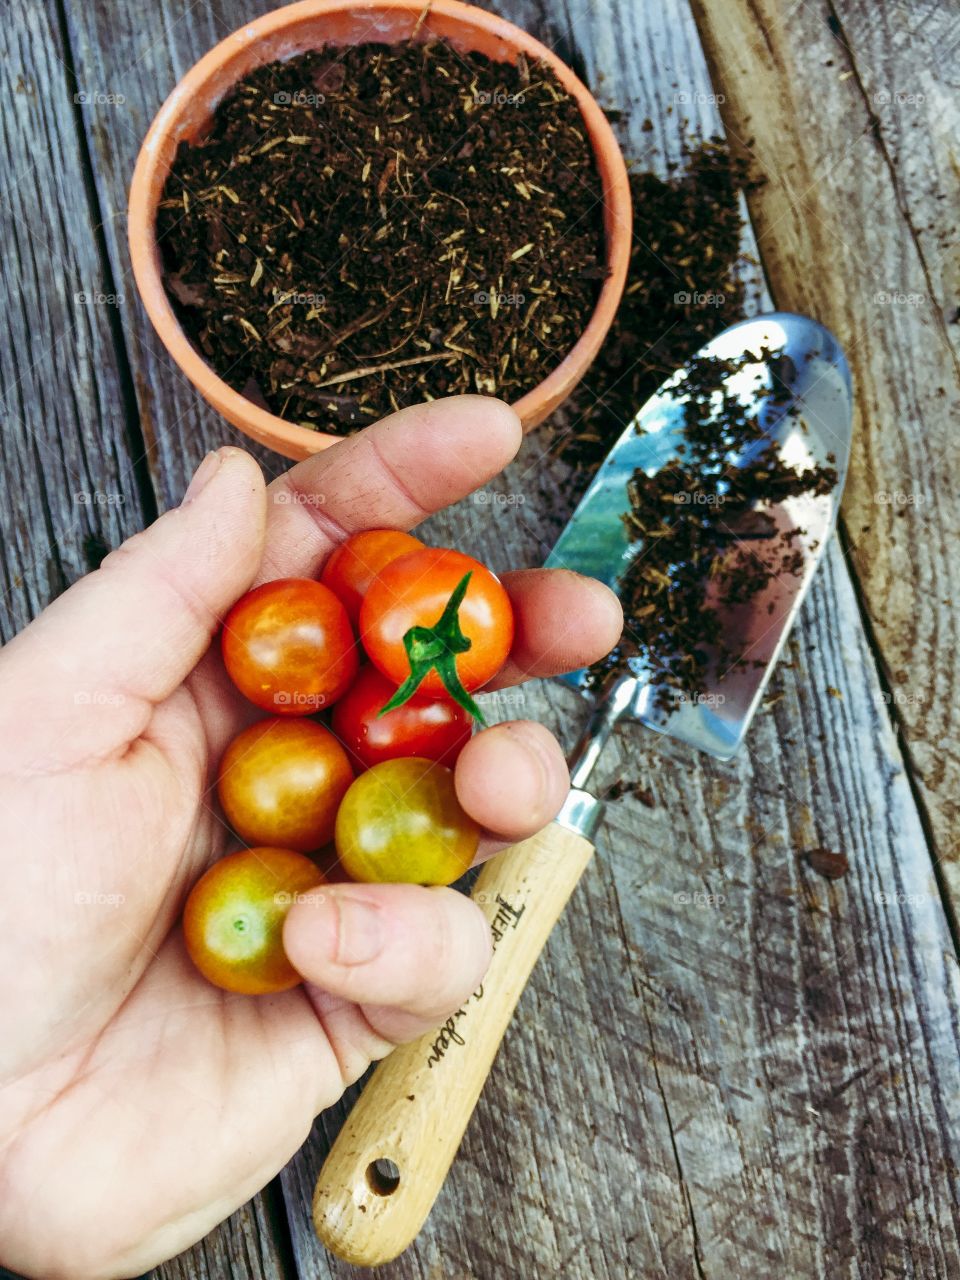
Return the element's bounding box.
[128,0,632,460]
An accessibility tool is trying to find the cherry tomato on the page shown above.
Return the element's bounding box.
[218,718,354,852]
[360,548,513,699]
[334,758,480,885]
[331,665,471,771]
[321,529,423,627]
[222,578,357,714]
[183,847,323,994]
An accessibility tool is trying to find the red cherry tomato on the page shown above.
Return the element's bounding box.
[183,847,323,994]
[218,718,354,852]
[321,529,423,627]
[335,759,479,885]
[331,665,471,771]
[222,578,357,714]
[359,548,513,699]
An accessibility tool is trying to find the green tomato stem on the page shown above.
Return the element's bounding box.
[377,571,488,725]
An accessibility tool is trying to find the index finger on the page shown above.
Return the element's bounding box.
[256,395,521,584]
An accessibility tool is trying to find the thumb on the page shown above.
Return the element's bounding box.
[283,882,493,1045]
[0,447,266,771]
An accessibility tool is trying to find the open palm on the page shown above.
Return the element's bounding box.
[0,398,621,1280]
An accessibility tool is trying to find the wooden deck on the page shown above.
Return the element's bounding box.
[1,0,959,1276]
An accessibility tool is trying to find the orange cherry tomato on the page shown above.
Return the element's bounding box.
[335,758,480,885]
[359,548,513,699]
[321,529,423,627]
[222,578,357,714]
[218,718,354,852]
[331,665,471,771]
[183,847,323,994]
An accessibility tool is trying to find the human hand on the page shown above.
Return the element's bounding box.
[0,397,621,1279]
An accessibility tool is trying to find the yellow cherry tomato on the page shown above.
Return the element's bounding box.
[334,758,479,886]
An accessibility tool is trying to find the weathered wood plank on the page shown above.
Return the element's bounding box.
[56,0,960,1277]
[690,0,960,903]
[0,5,294,1279]
[61,0,308,509]
[0,0,153,637]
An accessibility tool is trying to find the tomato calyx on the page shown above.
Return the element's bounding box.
[378,572,487,724]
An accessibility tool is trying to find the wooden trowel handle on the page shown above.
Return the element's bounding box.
[312,820,595,1266]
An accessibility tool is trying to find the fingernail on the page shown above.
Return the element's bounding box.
[181,451,222,505]
[332,892,384,966]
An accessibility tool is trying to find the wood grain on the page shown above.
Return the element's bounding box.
[2,0,955,1277]
[0,0,152,638]
[690,0,960,902]
[60,0,291,507]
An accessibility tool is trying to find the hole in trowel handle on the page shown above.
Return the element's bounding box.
[366,1157,401,1196]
